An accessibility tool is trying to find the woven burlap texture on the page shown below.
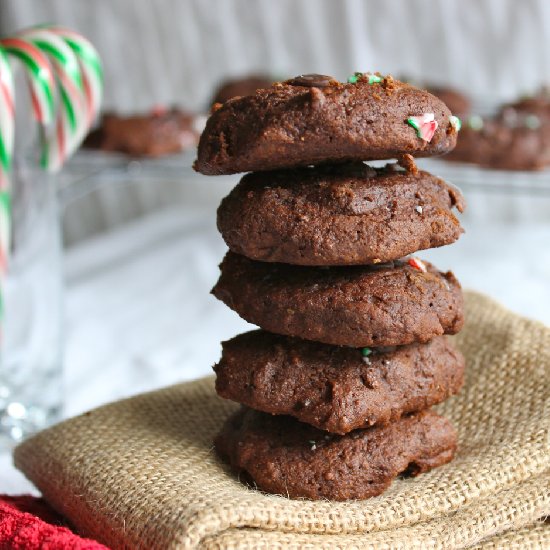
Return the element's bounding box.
[14,291,550,549]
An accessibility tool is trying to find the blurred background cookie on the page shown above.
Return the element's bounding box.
[210,74,276,106]
[84,108,202,157]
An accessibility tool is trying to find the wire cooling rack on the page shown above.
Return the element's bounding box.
[60,132,550,228]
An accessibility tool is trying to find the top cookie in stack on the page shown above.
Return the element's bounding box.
[195,73,458,175]
[195,73,466,501]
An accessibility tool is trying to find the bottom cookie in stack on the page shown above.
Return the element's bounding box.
[215,407,457,501]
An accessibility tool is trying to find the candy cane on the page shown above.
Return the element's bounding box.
[0,47,14,284]
[0,37,55,127]
[0,47,14,318]
[0,190,9,271]
[0,26,103,323]
[0,47,14,190]
[0,37,57,300]
[19,28,87,171]
[47,26,103,125]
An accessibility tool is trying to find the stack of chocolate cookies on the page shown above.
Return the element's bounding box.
[194,73,466,501]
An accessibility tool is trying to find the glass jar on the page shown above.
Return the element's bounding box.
[0,154,63,448]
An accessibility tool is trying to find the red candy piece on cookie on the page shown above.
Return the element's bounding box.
[407,113,438,142]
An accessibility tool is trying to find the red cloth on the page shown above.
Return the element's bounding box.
[0,495,108,549]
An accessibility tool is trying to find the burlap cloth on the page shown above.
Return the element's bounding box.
[13,291,550,549]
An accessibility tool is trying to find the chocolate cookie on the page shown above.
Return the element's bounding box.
[84,108,199,157]
[445,116,550,171]
[500,88,550,122]
[217,162,465,265]
[210,75,276,106]
[215,407,457,500]
[212,252,464,347]
[214,331,465,434]
[195,74,459,175]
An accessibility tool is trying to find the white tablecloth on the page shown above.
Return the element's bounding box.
[1,191,550,494]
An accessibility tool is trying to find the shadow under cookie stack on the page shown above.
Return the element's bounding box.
[195,73,466,501]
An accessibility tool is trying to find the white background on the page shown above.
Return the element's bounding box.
[3,0,550,112]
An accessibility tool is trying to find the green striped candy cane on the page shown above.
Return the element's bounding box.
[19,27,87,171]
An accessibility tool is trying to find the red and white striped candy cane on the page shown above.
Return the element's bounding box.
[19,28,87,171]
[0,38,55,319]
[48,26,103,126]
[0,25,102,322]
[0,46,14,191]
[0,37,56,129]
[0,46,14,279]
